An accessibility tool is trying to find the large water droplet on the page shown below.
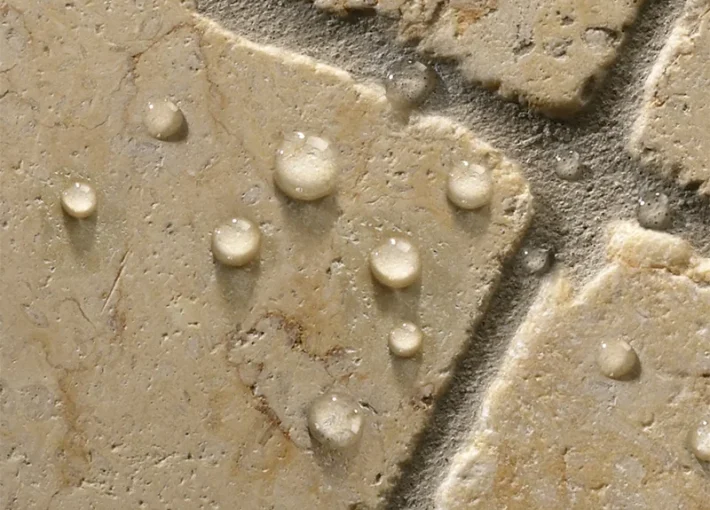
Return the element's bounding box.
[637,191,670,230]
[689,420,710,461]
[274,132,337,201]
[385,59,437,110]
[144,99,185,140]
[554,150,584,181]
[389,322,423,358]
[370,237,421,289]
[447,160,493,210]
[597,339,638,380]
[61,182,97,219]
[307,392,364,450]
[212,218,261,267]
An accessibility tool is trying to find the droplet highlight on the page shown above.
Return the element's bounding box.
[370,237,422,289]
[389,322,423,358]
[447,160,493,210]
[212,218,261,267]
[689,420,710,462]
[274,132,337,201]
[385,59,437,110]
[597,339,638,380]
[144,99,185,140]
[554,150,584,181]
[637,191,670,230]
[61,182,97,219]
[307,392,364,450]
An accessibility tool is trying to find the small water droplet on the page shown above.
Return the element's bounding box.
[637,191,670,230]
[144,99,185,140]
[689,420,710,461]
[522,247,553,275]
[447,160,493,210]
[307,392,364,450]
[370,237,421,289]
[389,322,423,358]
[385,59,437,110]
[554,150,584,181]
[211,218,261,267]
[61,182,97,219]
[275,132,337,201]
[597,339,638,379]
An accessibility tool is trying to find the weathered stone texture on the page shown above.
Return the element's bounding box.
[630,0,710,195]
[437,222,710,509]
[0,1,531,508]
[315,0,646,116]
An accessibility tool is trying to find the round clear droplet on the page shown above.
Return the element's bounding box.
[61,182,97,219]
[370,237,422,289]
[307,392,364,450]
[275,132,337,201]
[144,99,185,140]
[389,322,423,358]
[597,339,638,380]
[637,191,670,230]
[554,150,584,181]
[212,218,261,267]
[447,160,493,210]
[385,59,437,110]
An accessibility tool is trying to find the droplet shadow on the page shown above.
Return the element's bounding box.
[275,188,341,239]
[63,214,97,254]
[215,259,261,312]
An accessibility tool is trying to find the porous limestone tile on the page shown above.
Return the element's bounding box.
[314,0,646,116]
[630,0,710,195]
[0,1,532,508]
[437,222,710,509]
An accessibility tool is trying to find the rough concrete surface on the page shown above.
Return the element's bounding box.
[313,0,648,117]
[630,0,710,195]
[0,0,531,508]
[3,0,710,509]
[438,222,710,509]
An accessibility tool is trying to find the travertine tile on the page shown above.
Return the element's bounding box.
[630,0,710,195]
[437,222,710,509]
[0,1,531,508]
[315,0,646,116]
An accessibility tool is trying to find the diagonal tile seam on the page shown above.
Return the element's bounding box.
[193,0,707,507]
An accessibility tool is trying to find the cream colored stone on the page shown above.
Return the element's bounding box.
[314,0,645,116]
[0,1,532,508]
[437,222,710,509]
[630,0,710,195]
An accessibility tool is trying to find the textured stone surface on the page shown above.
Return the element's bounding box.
[437,222,710,509]
[314,0,646,116]
[630,0,710,195]
[0,1,531,508]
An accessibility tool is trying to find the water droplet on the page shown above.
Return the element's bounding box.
[370,237,421,289]
[597,339,638,379]
[144,99,185,140]
[389,322,423,358]
[61,182,97,219]
[637,191,670,230]
[447,160,493,210]
[274,132,337,201]
[211,218,261,267]
[385,59,437,110]
[307,392,364,450]
[689,420,710,461]
[522,247,553,275]
[554,150,584,181]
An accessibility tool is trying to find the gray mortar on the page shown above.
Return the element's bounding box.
[196,1,709,508]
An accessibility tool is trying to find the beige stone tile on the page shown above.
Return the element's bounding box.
[630,0,710,195]
[0,1,531,508]
[314,0,646,116]
[437,221,710,509]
